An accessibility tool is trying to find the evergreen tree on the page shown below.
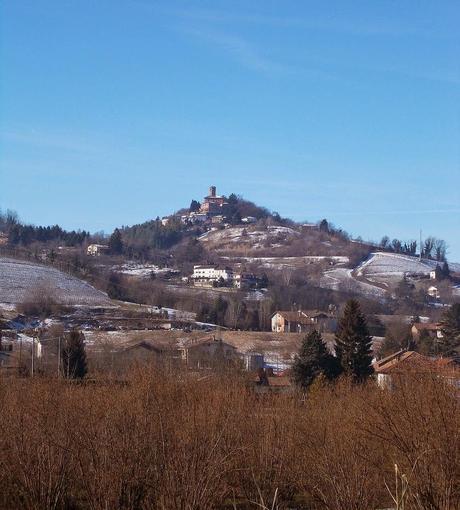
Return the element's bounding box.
[441,261,450,280]
[62,330,87,379]
[438,303,460,357]
[108,228,123,255]
[319,219,329,233]
[335,299,374,382]
[292,330,340,389]
[433,264,443,281]
[189,200,201,212]
[228,193,239,205]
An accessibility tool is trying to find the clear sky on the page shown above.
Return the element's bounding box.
[1,1,459,259]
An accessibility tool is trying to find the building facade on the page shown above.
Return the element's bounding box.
[271,310,334,333]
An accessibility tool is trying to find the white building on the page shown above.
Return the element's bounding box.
[427,285,440,300]
[241,216,257,224]
[87,244,109,257]
[233,273,258,289]
[192,265,233,286]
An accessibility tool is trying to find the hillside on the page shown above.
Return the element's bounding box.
[356,252,460,286]
[0,257,111,307]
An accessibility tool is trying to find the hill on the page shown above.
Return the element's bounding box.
[0,257,111,308]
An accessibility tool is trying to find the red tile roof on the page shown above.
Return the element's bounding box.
[373,350,454,375]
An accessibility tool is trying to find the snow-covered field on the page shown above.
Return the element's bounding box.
[222,255,349,270]
[356,252,460,285]
[320,268,387,299]
[199,225,300,249]
[0,257,111,306]
[319,252,460,299]
[113,262,179,278]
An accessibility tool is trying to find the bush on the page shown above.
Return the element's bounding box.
[18,284,60,317]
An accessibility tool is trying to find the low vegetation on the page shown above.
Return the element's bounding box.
[0,370,458,509]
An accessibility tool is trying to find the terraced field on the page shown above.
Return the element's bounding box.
[0,257,111,306]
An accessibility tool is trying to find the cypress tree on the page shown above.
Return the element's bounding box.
[439,303,460,357]
[292,330,340,389]
[335,299,374,382]
[108,228,123,255]
[62,330,87,379]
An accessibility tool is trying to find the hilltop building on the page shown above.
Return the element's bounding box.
[199,186,229,216]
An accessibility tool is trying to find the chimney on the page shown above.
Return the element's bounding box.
[209,185,216,197]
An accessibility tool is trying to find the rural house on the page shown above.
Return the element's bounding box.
[427,285,440,300]
[271,310,334,333]
[192,265,233,287]
[373,350,457,389]
[180,337,238,369]
[87,244,109,257]
[411,322,443,341]
[233,272,259,289]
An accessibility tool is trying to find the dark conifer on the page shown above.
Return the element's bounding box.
[439,303,460,357]
[335,299,374,382]
[292,330,340,389]
[189,200,201,212]
[108,228,123,255]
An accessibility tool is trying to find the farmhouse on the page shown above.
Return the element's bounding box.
[180,337,238,369]
[373,350,456,389]
[411,322,443,341]
[241,216,257,224]
[233,272,258,289]
[87,244,109,257]
[271,310,334,333]
[192,265,233,287]
[427,285,440,300]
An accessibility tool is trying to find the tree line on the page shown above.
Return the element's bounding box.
[379,235,447,261]
[1,209,89,246]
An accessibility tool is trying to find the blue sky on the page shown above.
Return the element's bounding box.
[1,1,459,259]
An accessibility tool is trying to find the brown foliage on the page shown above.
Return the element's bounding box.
[0,371,458,509]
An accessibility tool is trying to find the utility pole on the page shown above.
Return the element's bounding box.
[31,335,35,377]
[57,336,61,377]
[17,330,22,365]
[419,230,423,261]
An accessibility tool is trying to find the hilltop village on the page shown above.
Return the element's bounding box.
[0,185,459,384]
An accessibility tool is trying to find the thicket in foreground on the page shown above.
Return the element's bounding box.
[0,369,458,509]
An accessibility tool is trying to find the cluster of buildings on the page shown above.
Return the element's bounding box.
[161,185,256,227]
[191,264,260,289]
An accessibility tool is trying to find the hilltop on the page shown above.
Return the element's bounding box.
[0,185,458,326]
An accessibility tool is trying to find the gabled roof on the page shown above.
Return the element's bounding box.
[412,322,440,331]
[184,337,237,351]
[272,310,330,323]
[373,350,445,374]
[120,340,163,353]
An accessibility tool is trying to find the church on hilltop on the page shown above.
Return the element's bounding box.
[199,186,229,216]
